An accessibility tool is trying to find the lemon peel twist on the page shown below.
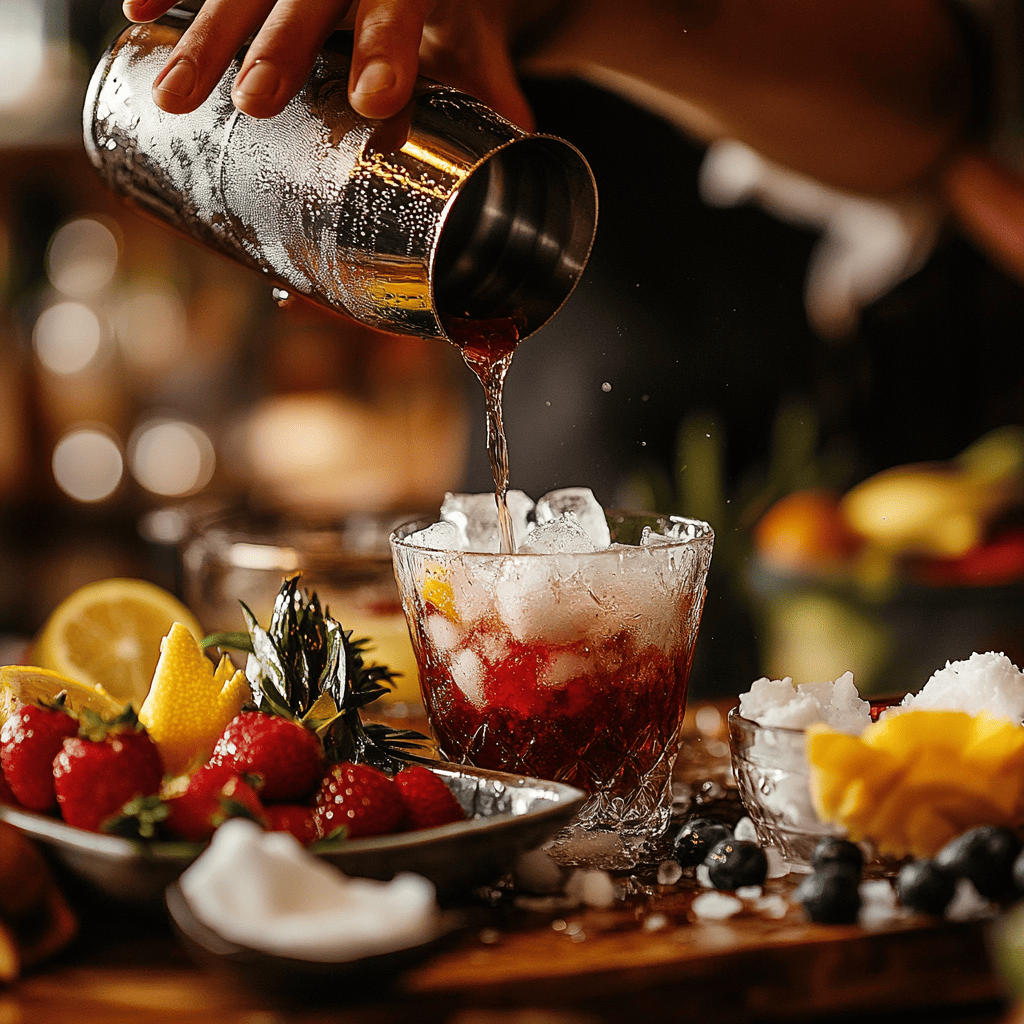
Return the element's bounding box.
[139,622,250,776]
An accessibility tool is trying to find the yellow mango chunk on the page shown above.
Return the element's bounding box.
[862,709,975,754]
[806,725,900,819]
[139,622,250,776]
[807,709,1024,859]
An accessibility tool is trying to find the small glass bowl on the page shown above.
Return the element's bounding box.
[727,708,847,869]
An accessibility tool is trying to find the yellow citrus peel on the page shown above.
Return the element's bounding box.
[138,622,250,777]
[807,709,1024,859]
[421,563,457,621]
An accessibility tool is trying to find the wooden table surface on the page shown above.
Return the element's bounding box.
[2,703,1021,1024]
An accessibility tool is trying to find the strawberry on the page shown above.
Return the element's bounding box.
[52,711,164,833]
[210,711,324,803]
[0,703,78,812]
[265,803,318,846]
[164,762,266,842]
[312,761,403,840]
[0,765,15,806]
[394,764,465,831]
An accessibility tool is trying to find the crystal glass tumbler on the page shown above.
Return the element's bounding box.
[181,508,423,707]
[391,512,713,864]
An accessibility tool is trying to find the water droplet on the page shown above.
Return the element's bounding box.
[601,382,612,393]
[272,286,294,308]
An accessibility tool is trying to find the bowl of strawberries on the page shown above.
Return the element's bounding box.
[0,577,585,907]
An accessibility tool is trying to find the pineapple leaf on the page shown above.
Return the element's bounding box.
[217,575,427,769]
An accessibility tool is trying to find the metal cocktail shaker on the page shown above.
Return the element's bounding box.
[83,7,597,342]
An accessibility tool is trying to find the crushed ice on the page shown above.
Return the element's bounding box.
[738,651,1024,735]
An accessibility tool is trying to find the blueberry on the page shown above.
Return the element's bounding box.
[705,838,768,890]
[672,817,732,868]
[811,837,863,876]
[796,864,861,924]
[895,859,957,916]
[934,825,1023,901]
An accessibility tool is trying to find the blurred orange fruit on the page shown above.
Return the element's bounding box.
[753,489,863,573]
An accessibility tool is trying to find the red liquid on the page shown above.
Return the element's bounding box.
[442,314,524,555]
[410,600,699,797]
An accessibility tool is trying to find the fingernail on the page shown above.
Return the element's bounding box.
[154,58,196,98]
[353,60,396,98]
[234,60,280,102]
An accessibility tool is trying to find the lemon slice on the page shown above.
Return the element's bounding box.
[33,578,204,709]
[0,665,123,725]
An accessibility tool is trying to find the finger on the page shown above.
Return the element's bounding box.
[420,19,534,131]
[152,0,277,114]
[349,0,435,120]
[944,151,1024,282]
[122,0,177,24]
[232,0,356,118]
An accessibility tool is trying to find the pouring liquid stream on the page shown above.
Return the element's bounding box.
[442,315,524,555]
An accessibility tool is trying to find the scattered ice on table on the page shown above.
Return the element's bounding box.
[765,846,793,879]
[179,819,439,961]
[691,891,742,921]
[512,849,567,895]
[440,490,534,552]
[945,878,996,921]
[565,868,618,909]
[644,913,669,931]
[883,651,1024,723]
[755,893,789,919]
[534,487,612,548]
[734,817,758,842]
[657,860,684,886]
[405,520,460,550]
[736,885,763,901]
[858,879,903,930]
[696,864,713,888]
[738,672,870,734]
[519,511,596,554]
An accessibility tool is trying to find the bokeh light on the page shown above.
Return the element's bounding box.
[52,427,124,503]
[46,217,120,298]
[129,418,215,497]
[0,1,45,109]
[33,301,104,375]
[113,282,188,373]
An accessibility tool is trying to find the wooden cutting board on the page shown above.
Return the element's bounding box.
[391,701,1009,1022]
[400,882,1002,1022]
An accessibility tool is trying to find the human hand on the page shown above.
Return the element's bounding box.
[944,151,1024,282]
[121,0,535,130]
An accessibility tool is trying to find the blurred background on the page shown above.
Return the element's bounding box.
[3,0,1024,700]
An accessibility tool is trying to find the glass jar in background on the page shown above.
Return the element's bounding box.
[180,508,425,709]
